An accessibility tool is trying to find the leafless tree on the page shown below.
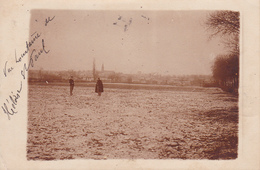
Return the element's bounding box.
[206,11,240,92]
[206,11,240,55]
[206,11,239,37]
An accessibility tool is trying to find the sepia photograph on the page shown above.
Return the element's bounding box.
[25,10,240,161]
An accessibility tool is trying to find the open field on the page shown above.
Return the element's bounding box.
[27,84,238,160]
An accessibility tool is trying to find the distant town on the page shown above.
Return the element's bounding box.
[29,60,214,87]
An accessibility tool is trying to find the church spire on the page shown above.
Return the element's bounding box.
[101,63,104,72]
[93,58,96,81]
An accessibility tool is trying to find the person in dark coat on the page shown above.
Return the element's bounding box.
[95,78,103,96]
[69,76,74,96]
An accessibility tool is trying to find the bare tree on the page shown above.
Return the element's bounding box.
[206,11,240,92]
[206,11,240,55]
[206,11,239,37]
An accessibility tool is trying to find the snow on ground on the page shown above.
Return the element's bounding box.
[27,84,238,160]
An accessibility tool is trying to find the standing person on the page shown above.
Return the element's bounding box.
[69,76,74,96]
[95,78,103,96]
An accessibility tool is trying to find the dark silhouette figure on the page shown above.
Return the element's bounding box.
[69,76,74,96]
[95,78,103,96]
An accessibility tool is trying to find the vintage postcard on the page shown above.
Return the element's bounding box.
[0,0,259,169]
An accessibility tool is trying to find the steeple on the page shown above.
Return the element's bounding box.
[101,63,104,72]
[93,58,96,81]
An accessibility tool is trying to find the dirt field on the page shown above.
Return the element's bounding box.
[27,84,238,160]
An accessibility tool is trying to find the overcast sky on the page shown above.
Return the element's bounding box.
[29,10,227,75]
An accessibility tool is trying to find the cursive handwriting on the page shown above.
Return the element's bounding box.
[21,39,50,79]
[1,15,53,120]
[45,16,55,26]
[1,81,22,120]
[3,61,14,77]
[113,16,132,32]
[2,38,50,119]
[15,32,41,63]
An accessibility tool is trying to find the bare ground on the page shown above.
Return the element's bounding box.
[27,84,238,160]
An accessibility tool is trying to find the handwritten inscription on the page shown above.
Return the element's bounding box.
[1,16,55,120]
[141,15,150,24]
[21,39,50,79]
[113,15,132,32]
[45,16,55,26]
[3,61,14,77]
[1,81,22,120]
[15,32,41,63]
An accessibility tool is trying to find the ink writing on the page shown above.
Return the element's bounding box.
[3,61,14,77]
[1,15,53,120]
[1,81,22,120]
[15,32,41,63]
[21,39,50,79]
[45,16,55,26]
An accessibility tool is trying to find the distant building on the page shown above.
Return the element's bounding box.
[93,62,115,82]
[93,58,96,81]
[101,63,104,72]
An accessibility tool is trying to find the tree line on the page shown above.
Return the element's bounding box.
[206,11,239,93]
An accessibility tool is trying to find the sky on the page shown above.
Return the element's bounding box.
[29,10,227,75]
